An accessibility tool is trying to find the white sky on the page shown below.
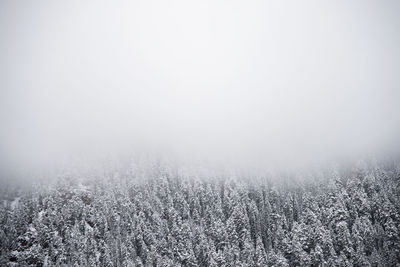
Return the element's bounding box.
[1,0,400,173]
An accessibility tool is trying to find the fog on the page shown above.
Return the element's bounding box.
[1,0,400,178]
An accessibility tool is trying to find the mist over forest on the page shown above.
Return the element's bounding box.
[1,0,400,266]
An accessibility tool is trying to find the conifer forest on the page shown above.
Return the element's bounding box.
[1,1,400,266]
[1,161,399,266]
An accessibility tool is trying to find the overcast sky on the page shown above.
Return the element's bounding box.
[1,0,400,174]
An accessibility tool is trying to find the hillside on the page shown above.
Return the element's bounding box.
[1,162,399,266]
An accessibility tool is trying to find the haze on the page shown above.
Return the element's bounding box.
[1,0,400,176]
